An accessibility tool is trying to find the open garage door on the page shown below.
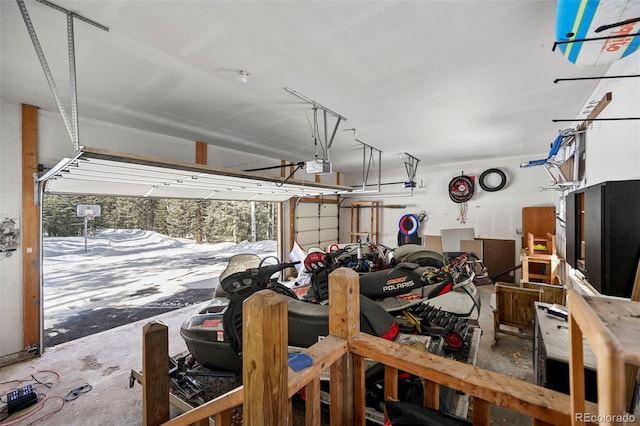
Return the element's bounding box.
[28,146,350,357]
[41,147,350,201]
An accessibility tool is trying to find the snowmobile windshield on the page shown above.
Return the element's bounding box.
[219,254,261,283]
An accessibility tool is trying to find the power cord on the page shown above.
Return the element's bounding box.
[0,370,64,426]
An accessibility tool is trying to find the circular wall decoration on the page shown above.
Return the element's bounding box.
[479,168,507,192]
[448,174,475,203]
[398,214,419,236]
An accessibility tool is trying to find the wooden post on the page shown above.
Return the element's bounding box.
[383,365,399,423]
[243,290,288,426]
[569,312,586,425]
[142,321,170,426]
[305,377,321,426]
[596,344,626,426]
[625,261,640,411]
[22,104,40,353]
[328,268,359,426]
[195,141,207,165]
[472,398,491,426]
[353,354,367,426]
[423,380,439,410]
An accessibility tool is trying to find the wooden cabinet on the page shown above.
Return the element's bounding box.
[566,180,640,297]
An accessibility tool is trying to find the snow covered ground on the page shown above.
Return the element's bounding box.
[43,229,276,333]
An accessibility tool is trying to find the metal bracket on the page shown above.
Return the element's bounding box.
[402,153,420,187]
[355,139,382,193]
[284,87,347,161]
[17,0,109,151]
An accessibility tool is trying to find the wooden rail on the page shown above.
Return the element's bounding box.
[142,267,599,426]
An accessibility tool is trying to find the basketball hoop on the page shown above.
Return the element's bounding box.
[77,204,101,252]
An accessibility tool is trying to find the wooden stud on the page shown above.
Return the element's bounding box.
[568,312,585,425]
[142,321,170,426]
[353,354,367,426]
[383,365,399,424]
[21,104,40,352]
[243,290,288,426]
[472,398,491,426]
[305,377,321,426]
[195,141,207,165]
[214,411,230,426]
[424,379,439,410]
[578,92,612,130]
[596,344,626,426]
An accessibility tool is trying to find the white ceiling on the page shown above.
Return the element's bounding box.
[0,0,615,176]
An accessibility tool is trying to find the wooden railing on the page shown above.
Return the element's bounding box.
[141,267,597,426]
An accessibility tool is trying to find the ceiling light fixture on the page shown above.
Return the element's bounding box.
[239,69,249,83]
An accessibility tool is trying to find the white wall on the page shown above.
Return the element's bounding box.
[578,54,640,186]
[0,104,24,357]
[339,154,555,264]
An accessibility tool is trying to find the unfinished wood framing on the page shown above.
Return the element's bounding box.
[195,141,207,165]
[141,265,600,426]
[349,201,379,244]
[22,104,40,354]
[568,289,640,425]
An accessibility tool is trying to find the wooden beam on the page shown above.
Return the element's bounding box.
[195,141,207,165]
[578,92,612,130]
[305,377,321,426]
[142,321,170,426]
[569,312,586,425]
[243,290,288,425]
[472,398,491,426]
[383,366,399,424]
[22,104,39,352]
[424,380,439,410]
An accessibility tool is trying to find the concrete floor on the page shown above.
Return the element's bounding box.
[0,305,194,426]
[0,284,536,425]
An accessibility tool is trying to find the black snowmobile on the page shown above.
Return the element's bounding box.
[181,246,483,369]
[180,251,480,423]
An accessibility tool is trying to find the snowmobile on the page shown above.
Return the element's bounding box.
[180,247,481,372]
[180,252,481,422]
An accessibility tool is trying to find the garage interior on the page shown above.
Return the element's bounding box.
[1,0,639,425]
